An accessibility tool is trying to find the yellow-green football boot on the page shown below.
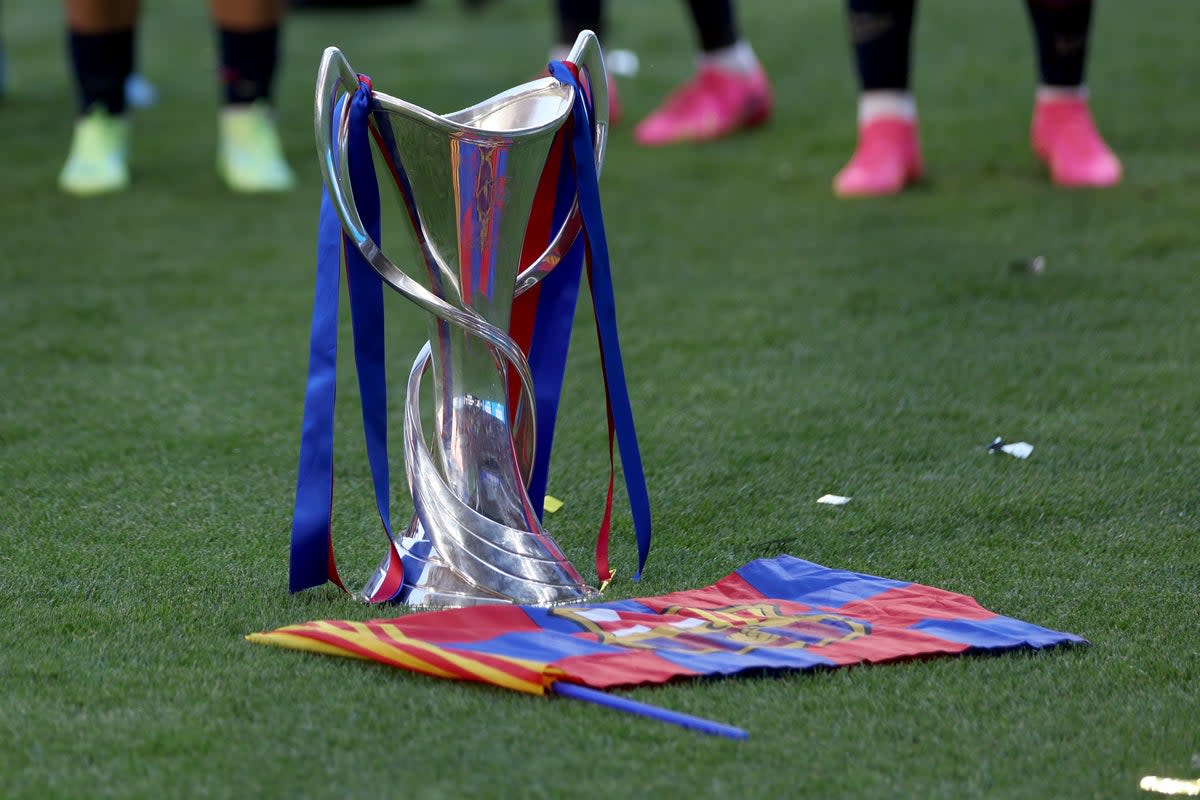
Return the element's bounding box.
[217,100,295,193]
[58,107,130,196]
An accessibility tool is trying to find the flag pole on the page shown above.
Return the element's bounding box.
[552,682,748,740]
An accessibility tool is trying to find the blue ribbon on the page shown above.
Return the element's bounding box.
[548,61,653,579]
[290,78,398,596]
[524,147,586,521]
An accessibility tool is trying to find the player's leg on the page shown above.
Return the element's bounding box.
[552,0,604,56]
[833,0,923,197]
[59,0,139,195]
[1026,0,1120,187]
[550,1,621,124]
[634,0,772,146]
[210,0,294,192]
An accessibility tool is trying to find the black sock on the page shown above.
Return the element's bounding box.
[555,0,605,45]
[217,26,279,105]
[68,28,134,115]
[1026,0,1092,87]
[685,0,739,53]
[847,0,916,91]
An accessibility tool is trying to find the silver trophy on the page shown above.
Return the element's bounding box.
[314,33,609,607]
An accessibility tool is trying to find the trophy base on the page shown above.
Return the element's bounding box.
[387,345,598,608]
[359,526,599,608]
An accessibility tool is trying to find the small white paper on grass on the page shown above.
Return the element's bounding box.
[988,437,1034,459]
[817,494,852,506]
[1002,442,1034,458]
[1139,775,1200,796]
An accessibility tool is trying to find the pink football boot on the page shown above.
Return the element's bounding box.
[1031,95,1121,188]
[633,64,773,146]
[833,117,923,197]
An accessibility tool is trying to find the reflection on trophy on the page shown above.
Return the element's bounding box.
[309,32,620,607]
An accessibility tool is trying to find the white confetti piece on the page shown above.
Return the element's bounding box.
[817,494,852,506]
[988,437,1033,459]
[1139,776,1200,796]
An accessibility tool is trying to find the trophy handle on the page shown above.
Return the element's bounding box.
[314,46,366,250]
[567,28,608,176]
[314,46,539,475]
[512,200,582,298]
[512,29,607,297]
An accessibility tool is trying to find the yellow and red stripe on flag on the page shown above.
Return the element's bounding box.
[247,617,748,738]
[247,619,560,696]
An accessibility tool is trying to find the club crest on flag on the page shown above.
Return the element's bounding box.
[549,604,869,655]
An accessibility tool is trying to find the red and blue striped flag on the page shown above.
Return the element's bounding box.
[250,556,1084,695]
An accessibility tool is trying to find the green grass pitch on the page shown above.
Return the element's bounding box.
[1,1,1197,797]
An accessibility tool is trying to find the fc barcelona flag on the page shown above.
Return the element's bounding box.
[250,556,1085,701]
